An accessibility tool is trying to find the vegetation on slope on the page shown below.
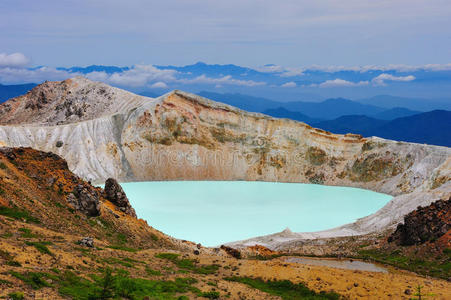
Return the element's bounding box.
[226,277,341,300]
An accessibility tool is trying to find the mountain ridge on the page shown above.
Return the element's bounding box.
[312,110,451,147]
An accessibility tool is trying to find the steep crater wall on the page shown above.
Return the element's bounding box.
[0,78,450,249]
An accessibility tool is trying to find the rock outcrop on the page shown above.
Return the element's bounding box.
[104,178,136,217]
[0,77,450,250]
[67,184,101,217]
[388,197,451,246]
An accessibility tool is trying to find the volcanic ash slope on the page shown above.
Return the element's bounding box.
[0,77,450,249]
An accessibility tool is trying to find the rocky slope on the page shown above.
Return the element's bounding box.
[1,147,450,299]
[0,77,450,249]
[389,197,451,247]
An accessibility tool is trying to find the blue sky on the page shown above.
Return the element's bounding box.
[1,0,450,102]
[1,0,450,67]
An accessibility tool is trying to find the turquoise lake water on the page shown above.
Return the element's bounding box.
[119,181,392,247]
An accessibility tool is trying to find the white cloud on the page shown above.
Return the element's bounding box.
[150,81,168,89]
[307,74,415,88]
[303,64,451,73]
[281,81,296,88]
[84,67,265,88]
[254,63,451,76]
[279,68,304,77]
[310,78,369,88]
[0,66,74,84]
[253,64,304,77]
[180,74,266,87]
[254,64,285,73]
[105,64,177,87]
[0,53,30,68]
[84,71,109,81]
[371,73,415,86]
[420,63,451,71]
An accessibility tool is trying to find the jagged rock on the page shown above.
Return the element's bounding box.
[104,178,136,217]
[66,184,100,217]
[79,237,94,248]
[220,245,241,259]
[389,197,451,246]
[0,148,16,160]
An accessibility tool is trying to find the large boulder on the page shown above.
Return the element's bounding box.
[66,184,101,216]
[104,178,136,217]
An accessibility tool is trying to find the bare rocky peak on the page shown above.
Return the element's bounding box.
[0,76,151,126]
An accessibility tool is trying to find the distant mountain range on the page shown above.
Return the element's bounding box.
[357,95,451,111]
[312,110,451,147]
[57,65,130,74]
[199,91,419,120]
[261,107,322,124]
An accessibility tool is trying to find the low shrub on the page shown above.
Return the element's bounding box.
[155,253,219,274]
[10,271,52,289]
[198,291,220,299]
[58,269,200,300]
[7,292,24,300]
[0,206,40,223]
[225,276,340,300]
[25,241,53,255]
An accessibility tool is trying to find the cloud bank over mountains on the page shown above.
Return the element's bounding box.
[0,53,30,68]
[0,52,449,100]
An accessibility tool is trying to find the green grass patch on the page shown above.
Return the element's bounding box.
[0,162,7,169]
[74,247,91,254]
[54,202,64,208]
[116,233,128,244]
[145,266,162,276]
[155,252,180,260]
[0,249,21,267]
[0,206,39,223]
[25,241,53,255]
[198,291,220,299]
[0,278,13,286]
[106,245,139,252]
[358,249,451,280]
[6,260,22,267]
[102,257,135,268]
[10,271,52,289]
[444,248,451,258]
[7,292,24,300]
[57,269,200,300]
[18,227,39,238]
[155,252,219,274]
[226,277,340,300]
[0,231,13,238]
[0,249,12,260]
